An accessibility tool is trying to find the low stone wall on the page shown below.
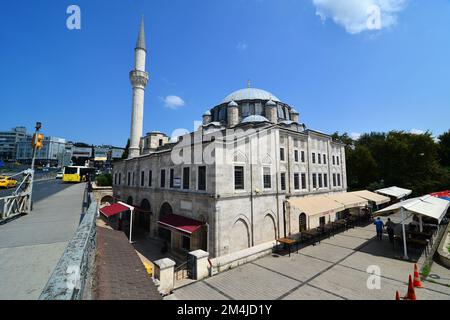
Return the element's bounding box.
[437,224,450,268]
[209,241,276,275]
[39,191,98,300]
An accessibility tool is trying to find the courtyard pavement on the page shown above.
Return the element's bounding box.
[0,183,86,300]
[166,224,450,300]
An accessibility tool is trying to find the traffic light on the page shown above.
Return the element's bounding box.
[31,133,44,150]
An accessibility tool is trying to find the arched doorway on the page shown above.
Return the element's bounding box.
[229,218,250,253]
[261,214,276,242]
[299,213,307,232]
[139,199,151,233]
[158,202,173,243]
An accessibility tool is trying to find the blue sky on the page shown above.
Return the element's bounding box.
[1,0,449,147]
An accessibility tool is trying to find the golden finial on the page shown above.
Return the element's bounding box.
[247,79,251,88]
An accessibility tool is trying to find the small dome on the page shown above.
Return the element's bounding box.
[222,88,280,104]
[203,110,211,116]
[241,115,270,124]
[228,100,238,108]
[290,109,299,114]
[265,99,276,106]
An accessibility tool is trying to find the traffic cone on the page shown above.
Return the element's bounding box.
[404,275,417,300]
[413,264,424,288]
[395,291,400,300]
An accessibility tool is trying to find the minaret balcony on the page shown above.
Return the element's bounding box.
[129,69,149,88]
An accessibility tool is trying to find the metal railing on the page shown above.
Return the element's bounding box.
[174,261,189,281]
[39,189,98,300]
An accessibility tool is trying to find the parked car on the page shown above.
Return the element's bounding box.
[0,176,17,188]
[55,172,64,179]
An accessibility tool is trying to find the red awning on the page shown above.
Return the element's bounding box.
[431,190,450,198]
[100,203,130,217]
[158,214,204,234]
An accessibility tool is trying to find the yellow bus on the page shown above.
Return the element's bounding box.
[63,166,96,183]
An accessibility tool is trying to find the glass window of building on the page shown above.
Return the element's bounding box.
[198,166,206,190]
[242,103,251,117]
[280,148,285,161]
[218,107,226,121]
[323,154,327,164]
[294,150,299,162]
[263,167,271,189]
[160,169,166,188]
[294,173,300,190]
[301,173,307,189]
[255,102,263,116]
[324,173,328,188]
[337,173,341,186]
[301,150,305,162]
[277,105,284,119]
[333,173,336,186]
[170,168,174,188]
[118,173,121,186]
[284,107,290,120]
[141,171,145,187]
[337,156,340,165]
[234,166,244,190]
[183,167,190,190]
[312,173,317,189]
[281,172,286,191]
[148,170,152,187]
[318,154,321,164]
[312,153,316,164]
[332,155,335,165]
[318,173,323,188]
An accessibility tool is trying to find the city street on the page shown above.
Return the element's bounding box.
[0,178,72,205]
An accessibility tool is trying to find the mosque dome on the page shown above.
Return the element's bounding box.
[221,88,280,104]
[241,115,270,123]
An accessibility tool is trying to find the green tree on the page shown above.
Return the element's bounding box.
[121,139,130,160]
[438,130,450,167]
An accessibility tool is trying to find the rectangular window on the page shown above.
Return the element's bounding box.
[323,154,327,164]
[132,172,135,186]
[324,174,328,188]
[198,166,206,191]
[170,168,174,188]
[263,167,271,189]
[333,173,336,187]
[242,103,251,117]
[148,170,152,187]
[118,173,121,186]
[318,154,321,164]
[141,171,145,187]
[301,150,305,162]
[294,150,299,162]
[127,172,131,186]
[281,172,286,191]
[312,173,317,189]
[312,153,316,164]
[183,167,190,190]
[337,156,340,165]
[318,173,323,188]
[332,155,335,165]
[294,173,299,190]
[280,148,285,161]
[160,169,165,188]
[337,173,341,186]
[114,173,117,185]
[234,166,244,190]
[301,173,307,190]
[255,102,263,115]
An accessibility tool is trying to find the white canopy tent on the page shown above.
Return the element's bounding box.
[374,195,449,259]
[375,186,412,199]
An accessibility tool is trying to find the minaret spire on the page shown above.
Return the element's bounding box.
[128,17,149,159]
[136,16,146,51]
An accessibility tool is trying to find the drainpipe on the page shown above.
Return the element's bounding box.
[249,138,254,247]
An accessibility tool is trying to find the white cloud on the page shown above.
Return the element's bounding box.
[161,95,185,109]
[350,132,361,140]
[312,0,408,34]
[236,42,248,51]
[410,129,425,135]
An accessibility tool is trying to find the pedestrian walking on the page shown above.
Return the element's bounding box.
[374,217,384,240]
[385,218,395,245]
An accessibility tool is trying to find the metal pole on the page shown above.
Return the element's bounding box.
[28,123,40,214]
[129,208,133,243]
[401,207,409,260]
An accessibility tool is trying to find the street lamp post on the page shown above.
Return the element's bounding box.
[28,121,41,213]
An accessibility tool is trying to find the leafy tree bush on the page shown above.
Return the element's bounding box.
[96,173,112,186]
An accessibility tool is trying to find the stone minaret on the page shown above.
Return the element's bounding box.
[128,17,149,158]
